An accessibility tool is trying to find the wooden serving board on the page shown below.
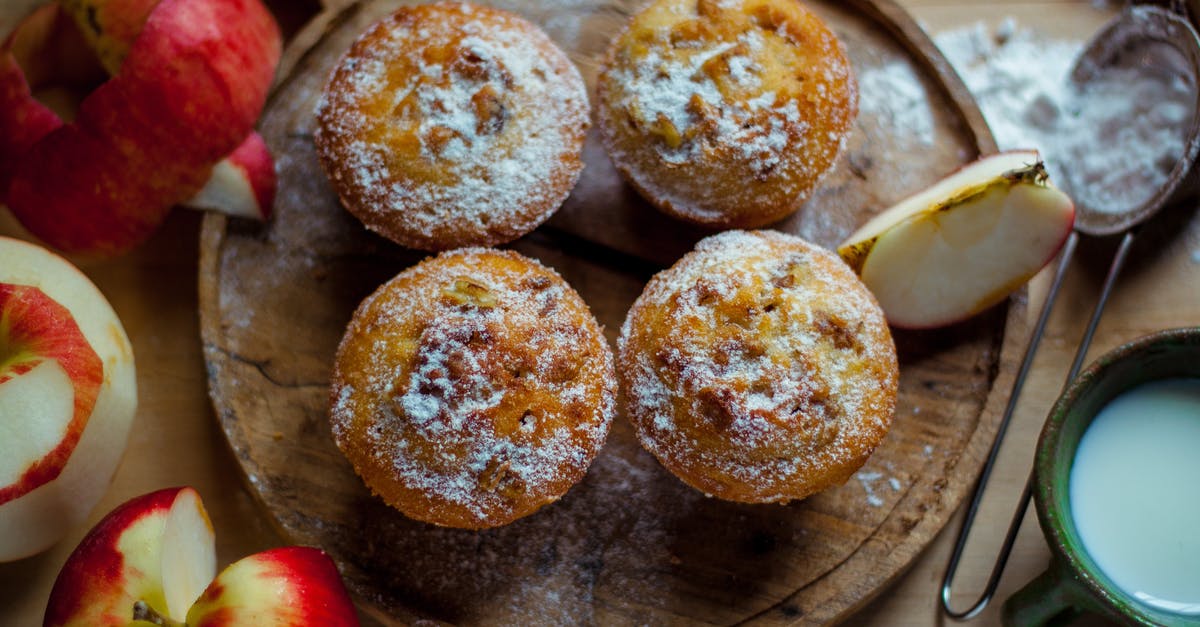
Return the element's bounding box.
[199,0,1025,624]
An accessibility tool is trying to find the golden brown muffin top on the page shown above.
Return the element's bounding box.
[618,230,896,502]
[597,0,856,226]
[330,248,615,528]
[314,2,589,250]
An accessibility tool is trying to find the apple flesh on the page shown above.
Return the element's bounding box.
[0,236,136,561]
[0,0,280,256]
[46,488,359,627]
[838,150,1076,329]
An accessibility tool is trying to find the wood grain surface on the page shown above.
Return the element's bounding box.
[7,2,1189,627]
[198,0,1030,623]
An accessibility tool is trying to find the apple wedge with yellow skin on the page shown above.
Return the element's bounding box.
[46,488,359,627]
[0,236,136,562]
[838,150,1075,329]
[0,0,280,256]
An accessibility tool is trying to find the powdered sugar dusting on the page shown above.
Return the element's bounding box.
[935,21,1195,215]
[618,231,898,502]
[856,59,935,146]
[331,248,615,527]
[315,2,589,249]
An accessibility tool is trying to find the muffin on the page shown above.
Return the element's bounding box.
[596,0,857,228]
[329,248,616,528]
[314,2,589,251]
[617,230,897,503]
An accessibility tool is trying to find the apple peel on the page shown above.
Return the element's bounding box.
[838,150,1076,329]
[0,0,281,256]
[0,283,102,504]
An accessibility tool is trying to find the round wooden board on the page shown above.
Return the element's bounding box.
[200,0,1026,624]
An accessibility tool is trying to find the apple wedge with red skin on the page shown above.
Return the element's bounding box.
[838,150,1076,329]
[45,487,359,627]
[185,132,278,221]
[0,0,281,256]
[0,236,137,562]
[185,547,360,626]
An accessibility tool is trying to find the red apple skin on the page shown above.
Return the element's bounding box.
[187,547,359,627]
[0,0,281,255]
[0,53,59,191]
[0,284,103,504]
[229,132,276,219]
[43,487,181,627]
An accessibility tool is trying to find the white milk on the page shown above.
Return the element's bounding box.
[1069,378,1200,615]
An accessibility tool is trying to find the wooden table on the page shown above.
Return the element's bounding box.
[3,1,1194,625]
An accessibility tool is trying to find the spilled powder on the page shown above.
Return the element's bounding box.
[934,20,1195,214]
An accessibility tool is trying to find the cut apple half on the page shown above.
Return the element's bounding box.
[187,547,361,626]
[838,150,1076,329]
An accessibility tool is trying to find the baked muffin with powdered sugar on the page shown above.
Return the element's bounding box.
[596,0,856,228]
[330,248,616,528]
[315,2,589,251]
[618,230,896,503]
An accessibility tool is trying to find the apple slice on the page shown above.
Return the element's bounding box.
[0,237,136,562]
[838,150,1075,329]
[44,487,215,626]
[161,488,218,621]
[185,547,359,626]
[183,132,276,220]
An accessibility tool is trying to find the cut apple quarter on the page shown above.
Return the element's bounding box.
[838,150,1075,329]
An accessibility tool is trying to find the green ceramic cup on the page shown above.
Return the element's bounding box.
[1002,327,1200,626]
